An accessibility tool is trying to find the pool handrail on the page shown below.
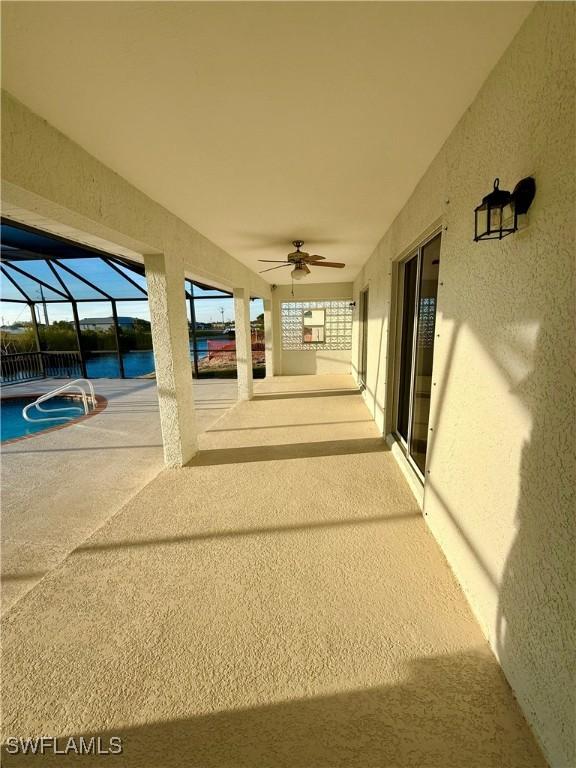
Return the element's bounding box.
[22,379,97,423]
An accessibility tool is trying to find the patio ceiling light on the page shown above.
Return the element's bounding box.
[291,263,310,280]
[474,176,536,242]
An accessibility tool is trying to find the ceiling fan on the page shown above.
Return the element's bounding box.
[258,240,345,280]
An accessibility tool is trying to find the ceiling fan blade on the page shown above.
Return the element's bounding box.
[307,254,326,261]
[259,264,292,273]
[257,259,290,263]
[312,261,346,268]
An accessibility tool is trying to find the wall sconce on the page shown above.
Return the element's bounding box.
[474,176,536,242]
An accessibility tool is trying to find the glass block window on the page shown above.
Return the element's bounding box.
[281,300,353,350]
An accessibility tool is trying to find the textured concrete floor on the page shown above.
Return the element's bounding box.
[1,375,546,767]
[1,378,237,612]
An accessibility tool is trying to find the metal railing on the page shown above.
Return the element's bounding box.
[22,379,97,424]
[0,351,83,384]
[42,351,83,379]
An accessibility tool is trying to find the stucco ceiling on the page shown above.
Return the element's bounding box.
[2,2,532,284]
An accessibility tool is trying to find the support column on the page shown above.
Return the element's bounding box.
[145,253,198,466]
[234,287,253,400]
[263,298,275,378]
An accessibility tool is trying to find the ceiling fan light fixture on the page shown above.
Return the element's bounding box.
[258,241,345,276]
[291,264,310,280]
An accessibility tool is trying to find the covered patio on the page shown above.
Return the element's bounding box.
[1,375,545,767]
[1,2,573,766]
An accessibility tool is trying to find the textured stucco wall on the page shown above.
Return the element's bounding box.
[352,4,575,766]
[272,283,353,375]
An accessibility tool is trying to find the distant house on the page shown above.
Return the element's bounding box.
[79,316,138,331]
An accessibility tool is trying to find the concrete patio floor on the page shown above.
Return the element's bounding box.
[1,375,545,767]
[1,377,237,612]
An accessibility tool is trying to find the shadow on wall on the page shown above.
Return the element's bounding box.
[423,272,574,765]
[495,315,575,763]
[0,650,545,768]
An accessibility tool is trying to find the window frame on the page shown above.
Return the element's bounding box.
[302,308,326,343]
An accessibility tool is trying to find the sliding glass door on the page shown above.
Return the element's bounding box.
[394,231,441,476]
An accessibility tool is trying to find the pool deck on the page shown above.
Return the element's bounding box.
[1,377,237,613]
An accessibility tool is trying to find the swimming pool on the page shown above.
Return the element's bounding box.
[1,396,98,442]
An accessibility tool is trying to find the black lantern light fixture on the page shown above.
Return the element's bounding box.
[474,176,536,242]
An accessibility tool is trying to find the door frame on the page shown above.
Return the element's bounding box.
[390,226,442,482]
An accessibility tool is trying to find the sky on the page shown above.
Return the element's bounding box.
[0,297,263,326]
[1,258,263,326]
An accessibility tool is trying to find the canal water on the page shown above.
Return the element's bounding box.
[85,337,227,378]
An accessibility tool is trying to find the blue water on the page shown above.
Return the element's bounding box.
[85,338,227,378]
[86,350,154,378]
[1,396,87,442]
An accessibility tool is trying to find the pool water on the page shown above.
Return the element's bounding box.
[1,396,87,442]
